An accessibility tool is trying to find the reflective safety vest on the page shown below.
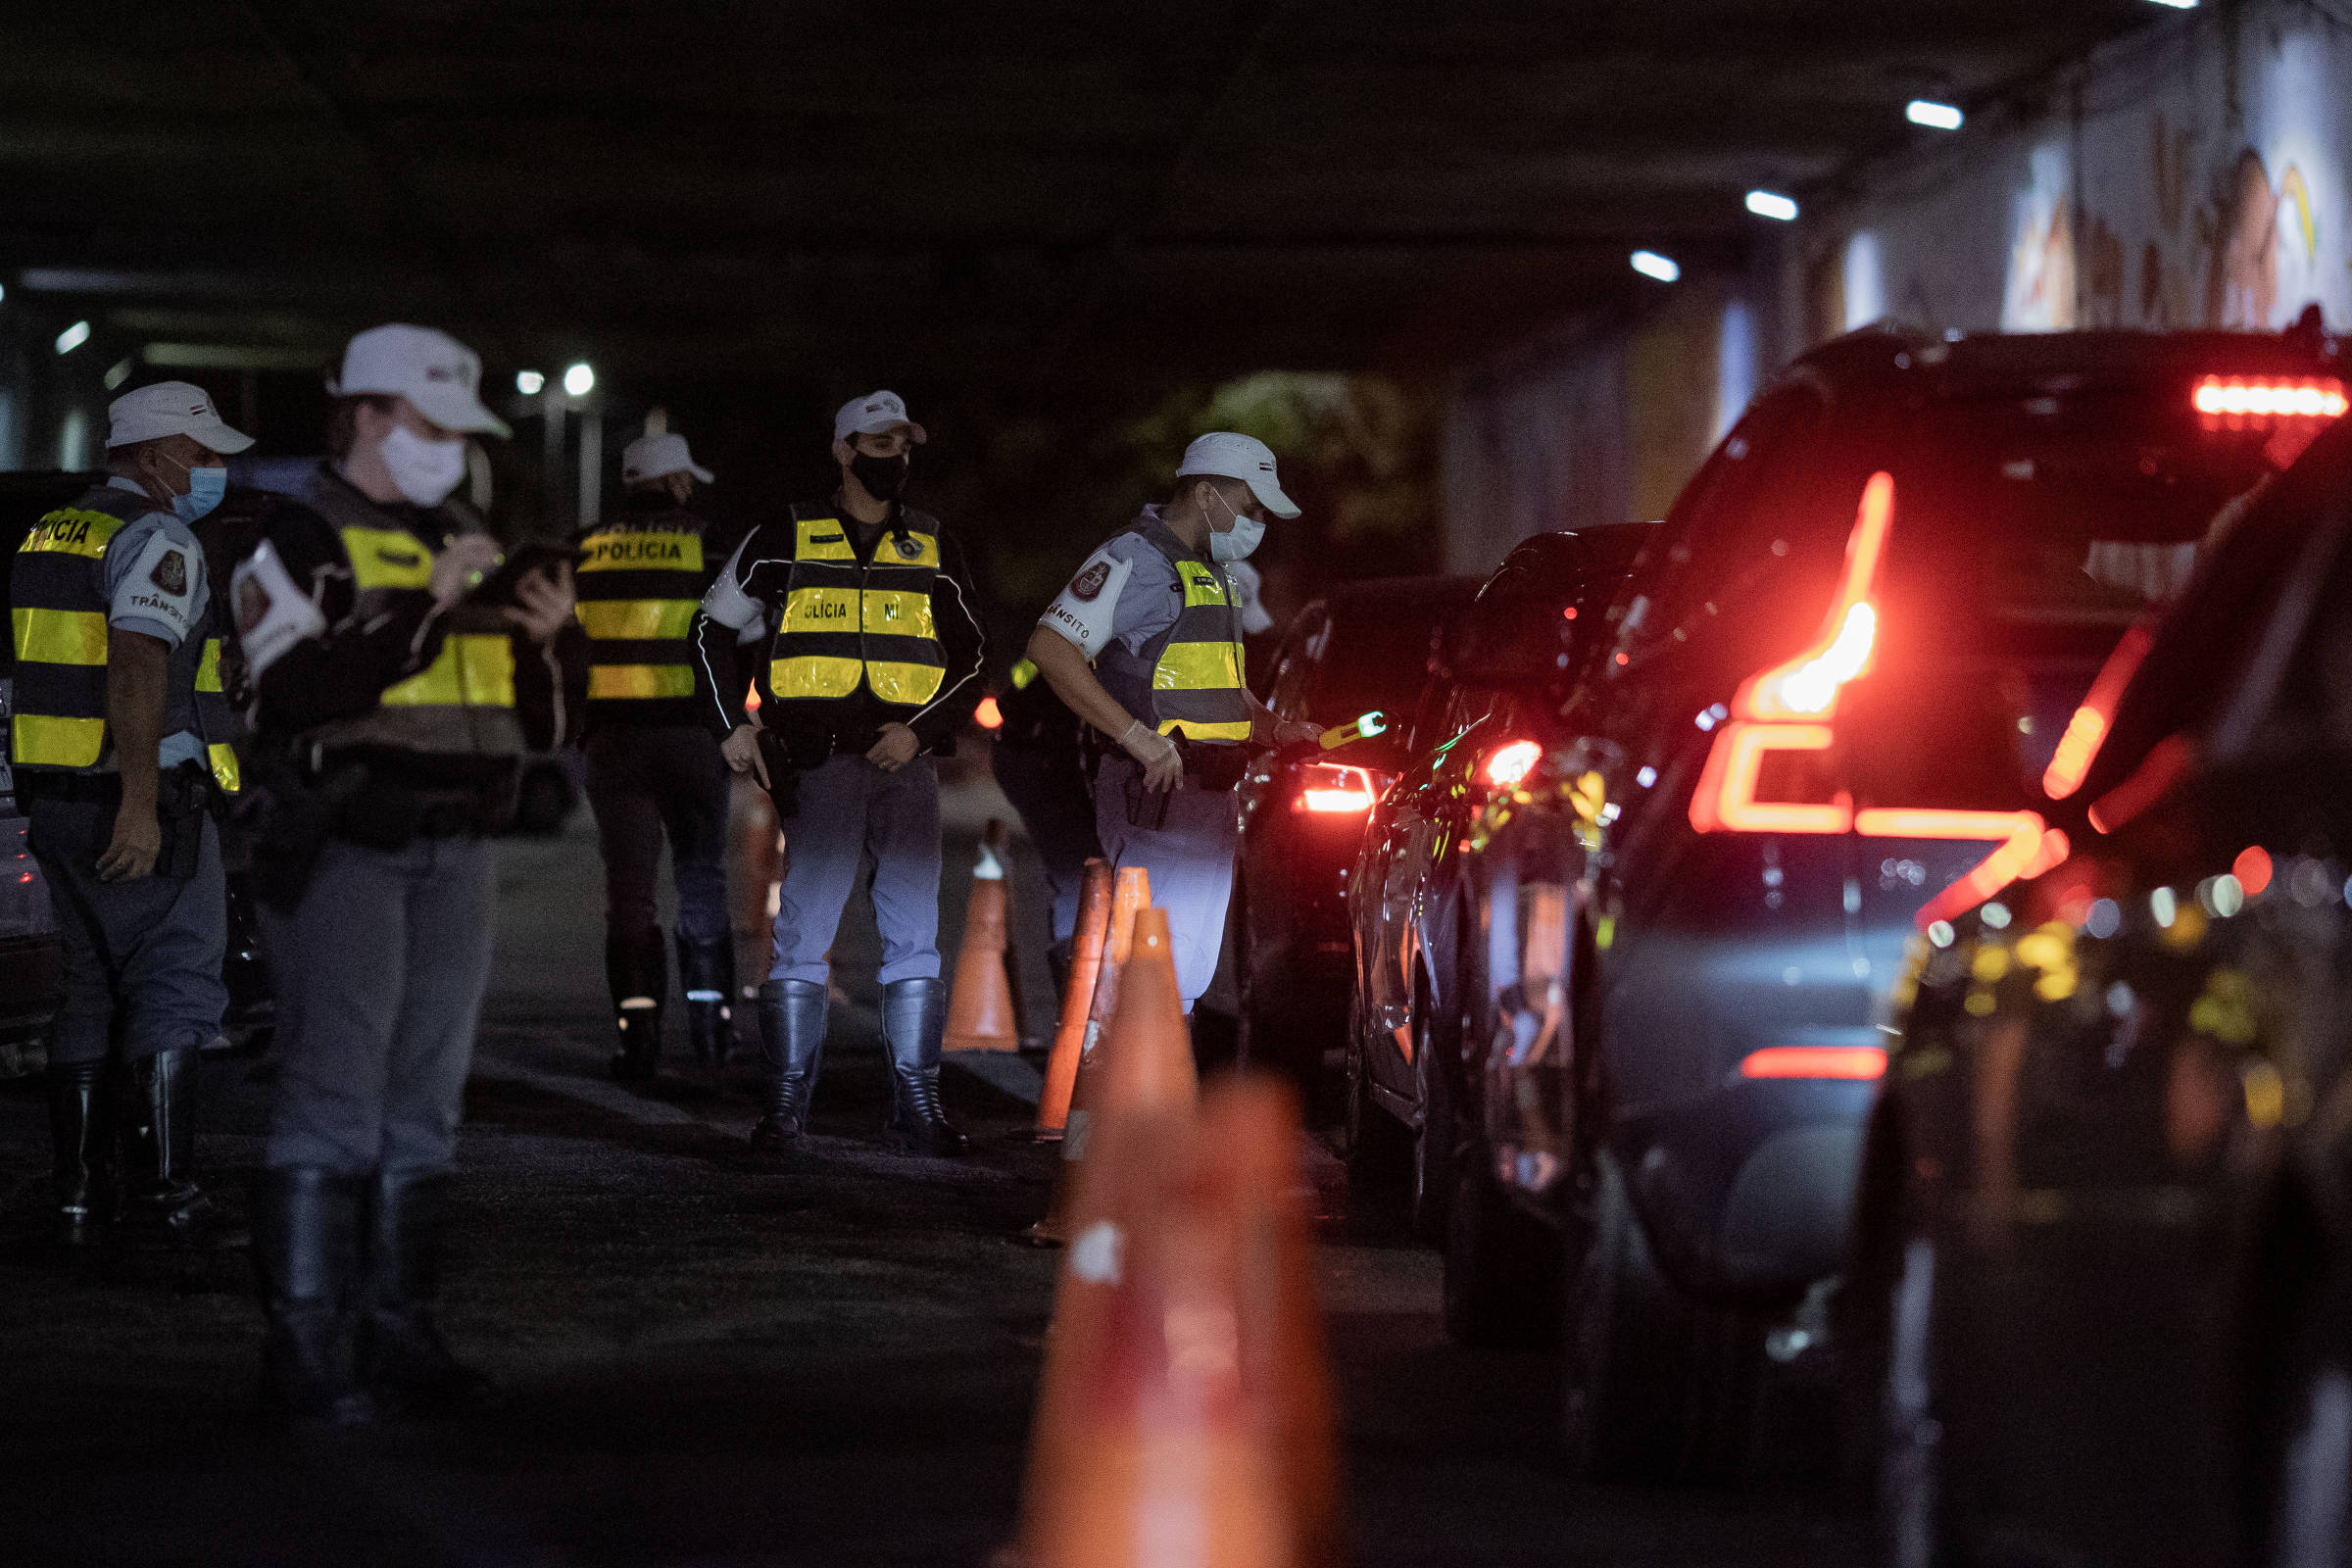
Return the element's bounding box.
[8,486,227,784]
[766,512,947,708]
[573,517,706,703]
[1118,519,1250,744]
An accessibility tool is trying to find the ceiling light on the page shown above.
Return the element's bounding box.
[1631,250,1681,283]
[55,319,90,355]
[563,363,594,397]
[103,357,133,390]
[1906,100,1965,131]
[516,369,545,395]
[1745,190,1799,222]
[2146,0,2195,8]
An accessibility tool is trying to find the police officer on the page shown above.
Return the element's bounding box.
[11,382,251,1250]
[1025,433,1318,1011]
[232,324,587,1426]
[690,391,985,1156]
[574,419,740,1078]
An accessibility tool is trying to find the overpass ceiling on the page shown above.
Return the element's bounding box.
[1,2,2166,390]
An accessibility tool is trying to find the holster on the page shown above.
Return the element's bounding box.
[242,757,365,913]
[756,719,834,823]
[154,763,213,880]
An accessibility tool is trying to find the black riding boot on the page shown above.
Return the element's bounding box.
[750,979,826,1150]
[361,1169,493,1416]
[120,1047,246,1249]
[882,977,967,1156]
[45,1059,110,1250]
[253,1167,375,1428]
[677,930,737,1064]
[607,924,667,1082]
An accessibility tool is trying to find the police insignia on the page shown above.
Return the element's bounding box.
[151,549,188,596]
[894,533,923,560]
[1069,561,1110,602]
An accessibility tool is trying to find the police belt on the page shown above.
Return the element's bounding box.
[18,761,218,878]
[1085,730,1251,794]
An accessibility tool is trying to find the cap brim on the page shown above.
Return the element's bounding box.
[409,384,512,440]
[849,418,926,445]
[189,417,255,456]
[1243,475,1300,519]
[689,462,715,483]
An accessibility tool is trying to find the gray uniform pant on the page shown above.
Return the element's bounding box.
[769,753,942,987]
[26,797,226,1065]
[259,835,495,1176]
[1092,756,1239,1009]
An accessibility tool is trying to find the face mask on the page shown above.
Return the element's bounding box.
[380,424,468,508]
[165,457,227,523]
[1208,487,1266,562]
[850,449,909,503]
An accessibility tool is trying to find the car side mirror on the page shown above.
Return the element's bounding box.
[1445,594,1586,688]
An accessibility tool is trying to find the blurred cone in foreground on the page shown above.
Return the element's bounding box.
[1023,885,1179,1246]
[946,821,1019,1052]
[1034,859,1113,1138]
[1018,1077,1338,1568]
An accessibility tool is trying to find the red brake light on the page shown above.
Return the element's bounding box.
[974,695,1004,730]
[1484,739,1542,789]
[1740,1046,1887,1081]
[2192,375,2348,420]
[1294,762,1385,813]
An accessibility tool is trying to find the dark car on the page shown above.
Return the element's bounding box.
[1234,576,1480,1102]
[1346,525,1653,1244]
[1419,324,2348,1481]
[1838,405,2352,1567]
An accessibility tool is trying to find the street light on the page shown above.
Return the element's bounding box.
[55,319,89,355]
[1906,100,1965,131]
[564,363,595,398]
[1745,190,1799,222]
[1631,251,1682,284]
[516,369,545,395]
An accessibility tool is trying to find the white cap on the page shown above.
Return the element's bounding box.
[1225,560,1274,635]
[1177,431,1299,519]
[621,431,713,486]
[329,323,511,438]
[107,381,254,455]
[834,390,927,445]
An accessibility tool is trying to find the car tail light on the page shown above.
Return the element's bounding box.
[974,695,1004,729]
[2042,622,2154,800]
[1294,762,1388,813]
[2192,375,2348,421]
[1740,1046,1887,1080]
[1484,739,1542,789]
[1686,471,2066,922]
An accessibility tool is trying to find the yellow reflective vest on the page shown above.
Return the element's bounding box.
[766,512,948,708]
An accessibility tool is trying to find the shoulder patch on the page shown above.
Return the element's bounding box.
[1069,561,1111,602]
[150,549,188,597]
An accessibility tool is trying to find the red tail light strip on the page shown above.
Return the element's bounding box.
[1295,761,1386,813]
[2043,622,2154,801]
[1740,1046,1888,1080]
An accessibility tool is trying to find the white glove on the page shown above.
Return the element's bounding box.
[1119,719,1185,793]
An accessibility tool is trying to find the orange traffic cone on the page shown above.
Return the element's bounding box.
[1023,871,1160,1244]
[945,820,1019,1053]
[1034,858,1113,1139]
[1016,1076,1340,1568]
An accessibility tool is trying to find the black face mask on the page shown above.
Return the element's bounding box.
[849,450,909,503]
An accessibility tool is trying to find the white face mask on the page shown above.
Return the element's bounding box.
[1207,486,1265,562]
[379,423,467,508]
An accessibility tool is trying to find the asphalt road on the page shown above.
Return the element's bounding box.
[0,776,1860,1567]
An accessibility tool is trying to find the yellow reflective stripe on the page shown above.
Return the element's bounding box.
[1160,717,1252,741]
[381,634,515,708]
[19,509,126,561]
[11,607,108,666]
[577,531,703,572]
[589,664,699,700]
[862,589,936,638]
[1152,639,1242,691]
[196,637,224,693]
[12,712,105,767]
[769,656,864,699]
[342,526,436,590]
[207,743,241,795]
[865,662,946,706]
[783,585,859,633]
[793,517,856,562]
[575,599,701,640]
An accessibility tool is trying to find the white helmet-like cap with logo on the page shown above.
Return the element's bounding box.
[834,390,927,444]
[1176,431,1300,518]
[108,381,254,455]
[329,323,512,438]
[621,431,713,486]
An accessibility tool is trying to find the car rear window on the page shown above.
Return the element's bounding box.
[1308,593,1467,724]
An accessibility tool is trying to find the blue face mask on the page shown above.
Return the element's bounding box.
[170,461,227,523]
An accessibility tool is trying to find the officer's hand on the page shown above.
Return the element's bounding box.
[504,562,577,644]
[97,806,162,883]
[430,536,503,612]
[1119,719,1184,793]
[865,723,920,772]
[723,723,770,789]
[1274,718,1323,752]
